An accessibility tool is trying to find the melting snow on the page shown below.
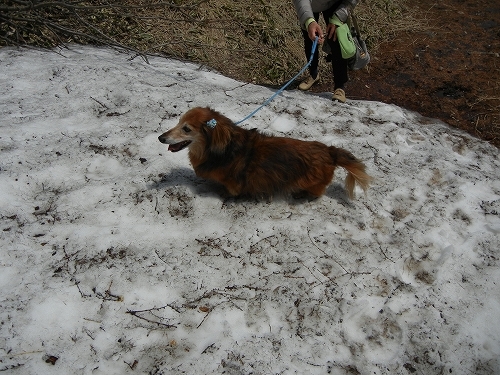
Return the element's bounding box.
[0,46,499,374]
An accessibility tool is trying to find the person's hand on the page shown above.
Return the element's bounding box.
[326,23,337,41]
[307,21,324,43]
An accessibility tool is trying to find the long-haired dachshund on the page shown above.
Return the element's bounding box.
[158,107,371,199]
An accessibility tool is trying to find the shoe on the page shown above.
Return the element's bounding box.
[298,74,320,91]
[332,88,346,103]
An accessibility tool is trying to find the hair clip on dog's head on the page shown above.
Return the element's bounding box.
[206,119,217,129]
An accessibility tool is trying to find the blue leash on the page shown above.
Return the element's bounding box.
[235,36,319,125]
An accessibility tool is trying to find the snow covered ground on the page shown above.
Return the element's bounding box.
[0,46,499,375]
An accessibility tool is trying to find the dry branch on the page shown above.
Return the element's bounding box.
[126,304,180,328]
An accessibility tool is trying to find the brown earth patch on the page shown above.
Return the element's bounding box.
[310,0,499,147]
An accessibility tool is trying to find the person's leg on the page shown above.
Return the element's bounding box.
[322,7,348,101]
[301,13,320,79]
[298,13,321,90]
[329,38,348,90]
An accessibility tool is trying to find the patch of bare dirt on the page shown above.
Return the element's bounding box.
[311,0,500,147]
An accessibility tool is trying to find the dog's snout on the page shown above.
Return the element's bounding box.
[158,134,167,144]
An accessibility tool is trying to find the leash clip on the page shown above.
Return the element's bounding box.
[206,119,217,128]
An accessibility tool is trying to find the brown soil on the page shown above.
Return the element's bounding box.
[311,0,500,147]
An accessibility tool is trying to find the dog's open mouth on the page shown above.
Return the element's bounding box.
[168,141,191,152]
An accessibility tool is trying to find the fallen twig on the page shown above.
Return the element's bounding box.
[126,309,177,329]
[306,226,348,274]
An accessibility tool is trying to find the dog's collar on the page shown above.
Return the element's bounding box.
[206,119,217,128]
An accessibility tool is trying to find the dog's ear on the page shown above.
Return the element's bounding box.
[209,118,231,154]
[203,109,232,154]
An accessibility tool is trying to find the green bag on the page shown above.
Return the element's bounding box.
[330,15,356,59]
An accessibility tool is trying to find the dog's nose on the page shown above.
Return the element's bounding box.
[158,135,166,144]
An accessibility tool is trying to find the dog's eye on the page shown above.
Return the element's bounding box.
[182,126,191,133]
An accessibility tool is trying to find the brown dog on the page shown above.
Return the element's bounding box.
[158,107,371,198]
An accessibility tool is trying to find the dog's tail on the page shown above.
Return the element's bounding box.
[329,146,372,199]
